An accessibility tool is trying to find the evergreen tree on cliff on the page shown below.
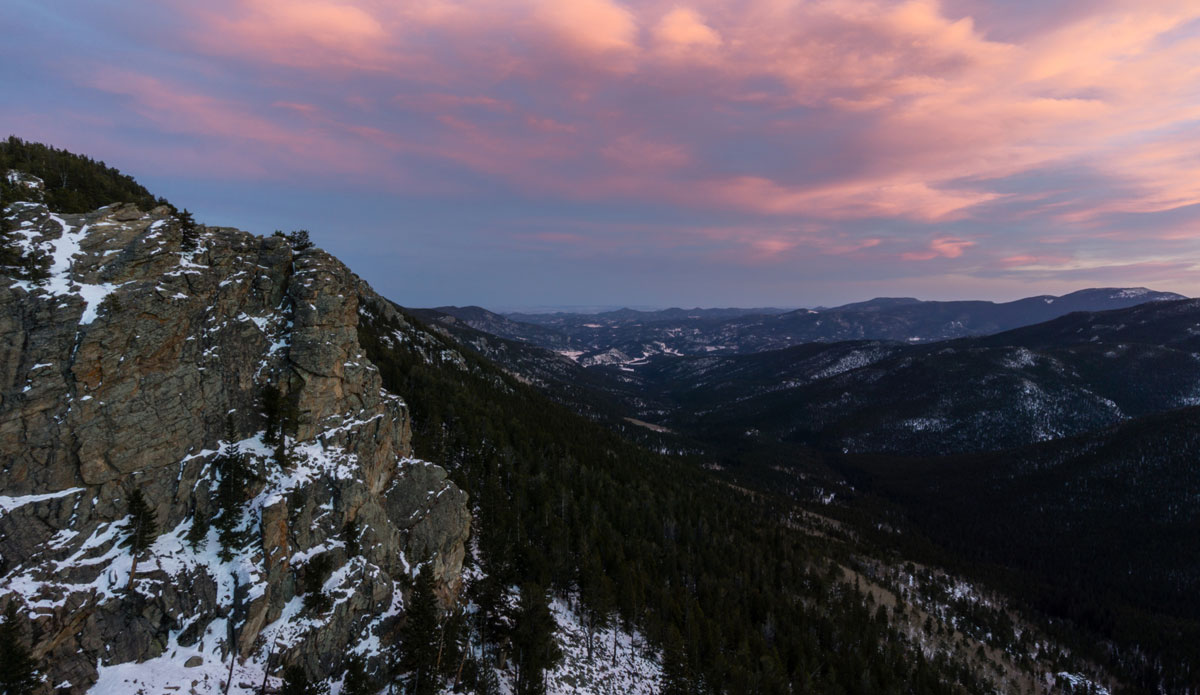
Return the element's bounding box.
[280,665,328,695]
[339,655,373,695]
[177,208,199,251]
[122,488,158,591]
[0,215,22,269]
[213,418,256,560]
[399,564,440,695]
[0,603,39,695]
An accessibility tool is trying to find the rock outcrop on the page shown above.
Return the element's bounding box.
[0,176,470,694]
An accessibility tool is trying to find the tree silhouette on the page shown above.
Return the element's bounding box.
[659,626,692,695]
[178,209,199,251]
[122,489,158,591]
[399,564,440,695]
[213,418,256,560]
[512,583,560,695]
[284,230,313,251]
[279,664,327,695]
[339,655,372,695]
[0,603,39,695]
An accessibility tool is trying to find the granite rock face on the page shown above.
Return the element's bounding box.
[0,179,470,693]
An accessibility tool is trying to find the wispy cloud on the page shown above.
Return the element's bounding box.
[7,0,1200,304]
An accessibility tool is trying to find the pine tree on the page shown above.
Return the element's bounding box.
[213,469,244,561]
[122,489,158,591]
[17,247,49,283]
[285,230,314,251]
[578,554,615,660]
[0,603,39,695]
[512,583,560,695]
[273,437,292,469]
[262,383,283,444]
[301,554,334,613]
[399,564,440,695]
[439,606,468,684]
[474,659,501,695]
[178,208,199,251]
[213,418,256,561]
[468,552,508,656]
[185,509,210,552]
[279,664,328,695]
[659,626,692,695]
[340,655,373,695]
[341,518,361,557]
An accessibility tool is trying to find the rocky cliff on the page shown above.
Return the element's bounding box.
[0,175,470,693]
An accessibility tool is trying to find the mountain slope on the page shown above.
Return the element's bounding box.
[352,304,1003,695]
[0,136,166,213]
[839,406,1200,692]
[424,305,577,351]
[357,303,1103,695]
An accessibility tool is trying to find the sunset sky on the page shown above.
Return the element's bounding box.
[4,0,1200,308]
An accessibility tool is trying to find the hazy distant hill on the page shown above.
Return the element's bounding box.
[638,298,1200,456]
[424,304,578,350]
[434,288,1186,364]
[508,306,791,323]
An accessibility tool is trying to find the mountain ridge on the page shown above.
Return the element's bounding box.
[431,287,1186,364]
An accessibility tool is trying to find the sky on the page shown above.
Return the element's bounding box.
[3,0,1200,309]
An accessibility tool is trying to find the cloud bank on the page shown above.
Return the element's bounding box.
[4,0,1200,305]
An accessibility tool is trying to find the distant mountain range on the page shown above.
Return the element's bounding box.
[430,288,1185,364]
[422,295,1200,457]
[654,297,1200,456]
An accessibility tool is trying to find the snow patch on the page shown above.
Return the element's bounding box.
[0,487,86,516]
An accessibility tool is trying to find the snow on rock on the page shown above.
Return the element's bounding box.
[0,487,86,516]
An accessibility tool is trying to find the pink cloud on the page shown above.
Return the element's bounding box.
[533,0,638,55]
[603,135,690,169]
[525,116,578,134]
[91,69,301,146]
[704,177,998,221]
[86,68,443,187]
[187,0,396,70]
[654,7,722,56]
[393,93,514,113]
[998,253,1075,268]
[678,225,887,265]
[88,0,1200,235]
[902,237,976,261]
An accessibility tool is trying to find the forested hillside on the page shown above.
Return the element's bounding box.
[358,300,1001,694]
[839,408,1200,693]
[0,136,166,213]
